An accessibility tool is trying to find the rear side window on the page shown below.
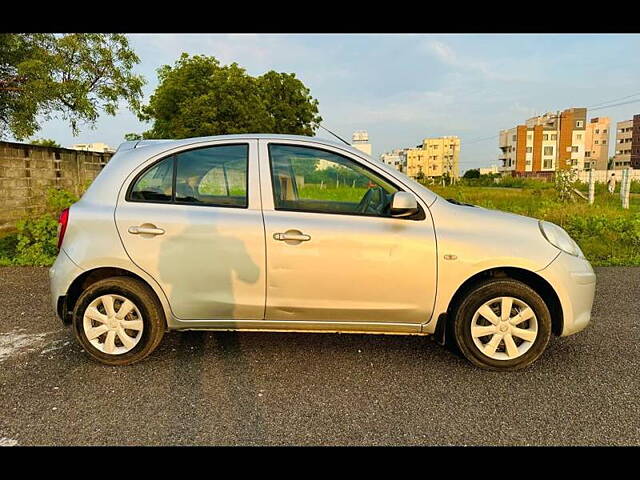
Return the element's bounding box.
[128,144,249,208]
[175,144,248,207]
[129,156,174,202]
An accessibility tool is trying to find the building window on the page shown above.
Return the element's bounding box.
[543,134,548,141]
[526,147,532,153]
[551,134,557,140]
[543,159,553,169]
[577,134,582,140]
[527,135,532,141]
[571,146,579,152]
[603,140,607,145]
[512,135,517,141]
[543,146,554,156]
[576,120,584,128]
[595,140,599,145]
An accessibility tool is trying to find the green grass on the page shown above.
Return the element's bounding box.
[298,184,368,202]
[430,184,640,266]
[2,183,638,268]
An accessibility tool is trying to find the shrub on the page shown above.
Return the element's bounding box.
[0,188,78,267]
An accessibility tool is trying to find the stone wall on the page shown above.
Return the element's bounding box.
[0,141,113,232]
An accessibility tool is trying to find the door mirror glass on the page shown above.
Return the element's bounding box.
[390,191,418,217]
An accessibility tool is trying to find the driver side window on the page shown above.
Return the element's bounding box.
[268,144,398,216]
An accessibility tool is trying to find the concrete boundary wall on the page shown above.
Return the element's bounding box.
[577,169,640,183]
[0,141,113,232]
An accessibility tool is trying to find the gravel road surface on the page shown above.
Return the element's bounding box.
[0,266,637,446]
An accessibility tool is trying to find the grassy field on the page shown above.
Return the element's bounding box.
[429,184,640,266]
[1,182,638,267]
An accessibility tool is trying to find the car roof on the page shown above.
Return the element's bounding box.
[116,134,353,154]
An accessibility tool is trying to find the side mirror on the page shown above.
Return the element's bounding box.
[390,191,418,217]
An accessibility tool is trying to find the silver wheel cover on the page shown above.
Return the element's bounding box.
[470,296,538,361]
[82,294,144,355]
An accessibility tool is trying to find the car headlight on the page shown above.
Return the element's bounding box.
[539,221,584,258]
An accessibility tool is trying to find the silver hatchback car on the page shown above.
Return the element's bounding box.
[49,134,596,370]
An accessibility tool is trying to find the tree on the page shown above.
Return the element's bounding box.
[139,54,322,139]
[30,138,60,147]
[463,168,480,179]
[257,71,321,136]
[0,33,145,140]
[124,132,142,141]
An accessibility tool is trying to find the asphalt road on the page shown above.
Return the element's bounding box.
[0,266,638,446]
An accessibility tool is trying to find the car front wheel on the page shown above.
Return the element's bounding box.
[453,279,552,371]
[72,276,165,366]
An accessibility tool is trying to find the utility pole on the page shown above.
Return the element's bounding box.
[622,168,631,209]
[450,141,456,185]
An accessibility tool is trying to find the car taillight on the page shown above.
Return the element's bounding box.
[57,208,69,250]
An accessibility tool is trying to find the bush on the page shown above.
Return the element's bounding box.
[0,188,78,267]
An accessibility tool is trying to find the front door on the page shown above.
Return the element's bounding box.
[259,140,437,325]
[115,141,266,320]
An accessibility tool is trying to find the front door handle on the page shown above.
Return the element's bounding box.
[273,231,311,242]
[128,225,165,236]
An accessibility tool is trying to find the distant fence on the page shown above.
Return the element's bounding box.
[0,141,113,232]
[576,169,640,184]
[510,169,640,184]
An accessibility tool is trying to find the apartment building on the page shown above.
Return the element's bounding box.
[421,136,460,179]
[498,108,587,173]
[351,130,372,156]
[380,148,406,172]
[614,115,640,169]
[584,117,611,170]
[382,136,460,180]
[404,148,431,179]
[69,142,116,154]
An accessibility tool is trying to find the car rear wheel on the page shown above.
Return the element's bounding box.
[72,276,165,366]
[453,279,552,371]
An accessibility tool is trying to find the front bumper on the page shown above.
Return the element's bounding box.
[538,252,596,336]
[49,249,84,323]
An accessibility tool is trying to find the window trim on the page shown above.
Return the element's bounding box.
[267,143,425,221]
[125,143,251,209]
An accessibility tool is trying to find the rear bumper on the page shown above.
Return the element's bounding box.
[538,252,596,336]
[49,249,84,323]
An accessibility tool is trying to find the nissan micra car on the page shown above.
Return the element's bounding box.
[49,134,596,370]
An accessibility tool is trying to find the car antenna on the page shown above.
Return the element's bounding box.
[318,124,351,146]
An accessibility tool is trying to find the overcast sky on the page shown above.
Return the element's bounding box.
[25,33,640,172]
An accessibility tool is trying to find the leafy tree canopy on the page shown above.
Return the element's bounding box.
[0,33,145,140]
[463,168,480,179]
[124,132,142,141]
[29,138,60,147]
[138,54,322,139]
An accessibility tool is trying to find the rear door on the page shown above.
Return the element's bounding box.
[114,140,266,320]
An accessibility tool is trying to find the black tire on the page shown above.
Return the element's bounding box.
[72,276,165,366]
[452,279,551,371]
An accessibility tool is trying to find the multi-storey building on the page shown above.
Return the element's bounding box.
[351,130,372,156]
[421,136,460,179]
[380,148,406,172]
[383,136,460,180]
[614,115,640,169]
[584,117,610,170]
[69,142,116,154]
[498,108,587,173]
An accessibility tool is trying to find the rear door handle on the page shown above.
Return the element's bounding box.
[273,231,311,242]
[128,225,165,236]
